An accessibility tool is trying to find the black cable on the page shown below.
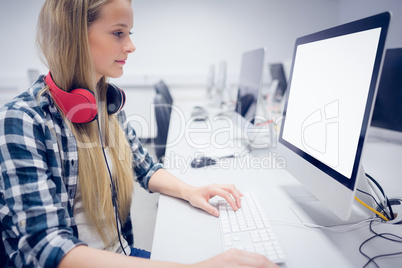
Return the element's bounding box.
[359,220,402,268]
[365,173,385,197]
[365,173,395,220]
[96,118,128,256]
[357,189,391,220]
[359,233,380,268]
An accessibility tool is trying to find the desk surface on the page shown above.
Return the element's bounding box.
[150,100,402,267]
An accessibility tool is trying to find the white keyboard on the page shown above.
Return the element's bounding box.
[217,191,286,263]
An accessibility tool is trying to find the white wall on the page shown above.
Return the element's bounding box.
[1,0,401,91]
[338,0,402,49]
[0,0,46,91]
[0,0,339,90]
[122,0,340,86]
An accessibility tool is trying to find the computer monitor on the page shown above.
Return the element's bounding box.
[234,48,266,125]
[368,48,402,144]
[278,12,390,224]
[206,64,215,98]
[269,63,288,103]
[194,48,266,156]
[214,60,227,104]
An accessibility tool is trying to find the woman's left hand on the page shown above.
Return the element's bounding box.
[185,184,243,217]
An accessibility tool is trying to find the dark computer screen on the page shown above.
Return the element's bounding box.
[234,48,265,125]
[269,63,288,102]
[371,48,402,133]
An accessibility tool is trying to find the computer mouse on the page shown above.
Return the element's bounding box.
[191,106,208,121]
[190,156,217,168]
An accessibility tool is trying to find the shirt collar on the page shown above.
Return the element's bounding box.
[32,74,62,119]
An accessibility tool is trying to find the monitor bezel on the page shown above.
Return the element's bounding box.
[278,12,391,191]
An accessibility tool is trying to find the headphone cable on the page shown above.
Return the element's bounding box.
[96,118,128,256]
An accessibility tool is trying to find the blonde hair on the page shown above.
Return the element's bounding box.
[37,0,134,247]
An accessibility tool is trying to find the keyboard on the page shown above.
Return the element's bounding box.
[217,191,286,263]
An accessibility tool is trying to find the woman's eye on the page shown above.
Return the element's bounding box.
[113,31,124,37]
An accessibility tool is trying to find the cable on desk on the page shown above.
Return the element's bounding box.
[365,173,395,220]
[357,189,391,220]
[365,173,385,196]
[272,218,402,266]
[359,220,402,268]
[256,119,274,126]
[270,218,376,233]
[354,196,389,222]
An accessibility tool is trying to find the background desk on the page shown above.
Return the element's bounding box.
[150,100,402,267]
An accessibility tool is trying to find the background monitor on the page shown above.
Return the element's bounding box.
[269,63,288,102]
[278,12,390,223]
[234,48,266,125]
[215,61,227,97]
[368,48,402,144]
[206,64,215,97]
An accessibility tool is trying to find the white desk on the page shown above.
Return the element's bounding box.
[150,100,402,267]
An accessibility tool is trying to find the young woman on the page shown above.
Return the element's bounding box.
[0,0,277,267]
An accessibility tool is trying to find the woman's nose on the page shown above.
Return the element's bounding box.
[125,37,136,54]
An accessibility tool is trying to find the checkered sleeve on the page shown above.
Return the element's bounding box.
[0,104,84,267]
[116,111,163,191]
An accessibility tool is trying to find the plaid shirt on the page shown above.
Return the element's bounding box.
[0,75,163,267]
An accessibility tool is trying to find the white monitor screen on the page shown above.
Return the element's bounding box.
[283,28,381,179]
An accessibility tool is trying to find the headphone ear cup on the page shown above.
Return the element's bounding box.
[45,73,98,123]
[106,84,126,114]
[66,88,98,123]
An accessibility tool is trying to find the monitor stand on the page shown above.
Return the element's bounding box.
[289,165,375,227]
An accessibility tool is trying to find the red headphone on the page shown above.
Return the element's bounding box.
[45,72,126,123]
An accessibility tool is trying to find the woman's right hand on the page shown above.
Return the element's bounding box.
[193,249,279,268]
